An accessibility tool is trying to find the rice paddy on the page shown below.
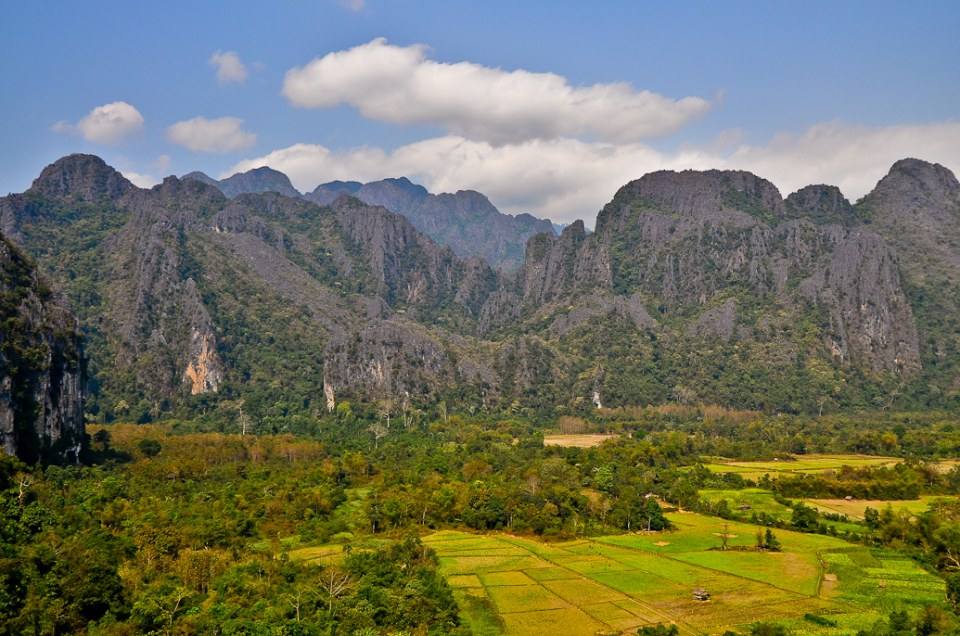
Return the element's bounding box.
[424,511,944,635]
[702,454,903,482]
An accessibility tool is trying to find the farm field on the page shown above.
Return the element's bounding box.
[807,495,958,520]
[698,488,864,533]
[423,511,944,635]
[698,488,794,520]
[543,433,620,448]
[702,454,903,481]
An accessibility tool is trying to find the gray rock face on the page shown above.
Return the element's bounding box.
[0,233,84,463]
[194,166,302,199]
[597,169,786,233]
[323,320,492,400]
[30,154,133,203]
[329,196,499,316]
[519,221,612,306]
[310,177,556,271]
[798,227,919,374]
[308,180,362,205]
[785,185,857,225]
[180,171,220,188]
[859,158,960,274]
[510,167,924,378]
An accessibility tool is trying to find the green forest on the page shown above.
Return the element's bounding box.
[5,407,960,634]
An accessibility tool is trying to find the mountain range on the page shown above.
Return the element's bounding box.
[183,169,556,271]
[1,154,958,429]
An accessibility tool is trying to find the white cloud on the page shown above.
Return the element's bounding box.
[282,38,710,144]
[153,154,172,175]
[339,0,365,11]
[209,50,248,84]
[725,121,960,201]
[166,116,256,153]
[227,121,960,225]
[51,101,144,145]
[122,170,159,188]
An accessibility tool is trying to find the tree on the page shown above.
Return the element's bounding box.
[764,528,781,552]
[642,497,669,531]
[638,624,679,636]
[92,429,111,451]
[749,623,787,636]
[790,502,818,531]
[137,438,162,458]
[946,572,960,611]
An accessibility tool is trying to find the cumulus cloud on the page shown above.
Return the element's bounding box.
[51,101,144,145]
[227,121,960,225]
[282,38,710,144]
[122,170,159,189]
[726,121,960,200]
[166,116,256,153]
[209,50,248,84]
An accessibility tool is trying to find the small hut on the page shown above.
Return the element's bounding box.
[693,588,711,601]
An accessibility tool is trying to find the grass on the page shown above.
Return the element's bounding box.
[421,510,942,635]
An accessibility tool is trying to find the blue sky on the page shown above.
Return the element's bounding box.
[2,0,958,223]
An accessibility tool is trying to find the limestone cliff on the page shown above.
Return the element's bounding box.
[0,232,84,463]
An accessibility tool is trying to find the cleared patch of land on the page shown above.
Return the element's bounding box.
[806,495,958,520]
[703,454,902,481]
[423,511,942,635]
[543,433,620,448]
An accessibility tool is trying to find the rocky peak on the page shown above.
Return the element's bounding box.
[217,166,301,198]
[29,154,133,202]
[307,180,363,206]
[866,158,960,208]
[785,185,857,225]
[123,175,226,226]
[597,169,785,234]
[355,177,430,214]
[181,171,220,188]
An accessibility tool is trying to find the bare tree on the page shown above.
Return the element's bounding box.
[318,567,353,615]
[285,586,315,623]
[163,586,190,635]
[368,421,388,449]
[17,474,31,507]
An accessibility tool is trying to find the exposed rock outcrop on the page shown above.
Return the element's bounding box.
[0,232,83,463]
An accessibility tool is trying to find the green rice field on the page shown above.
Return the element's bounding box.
[423,511,944,635]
